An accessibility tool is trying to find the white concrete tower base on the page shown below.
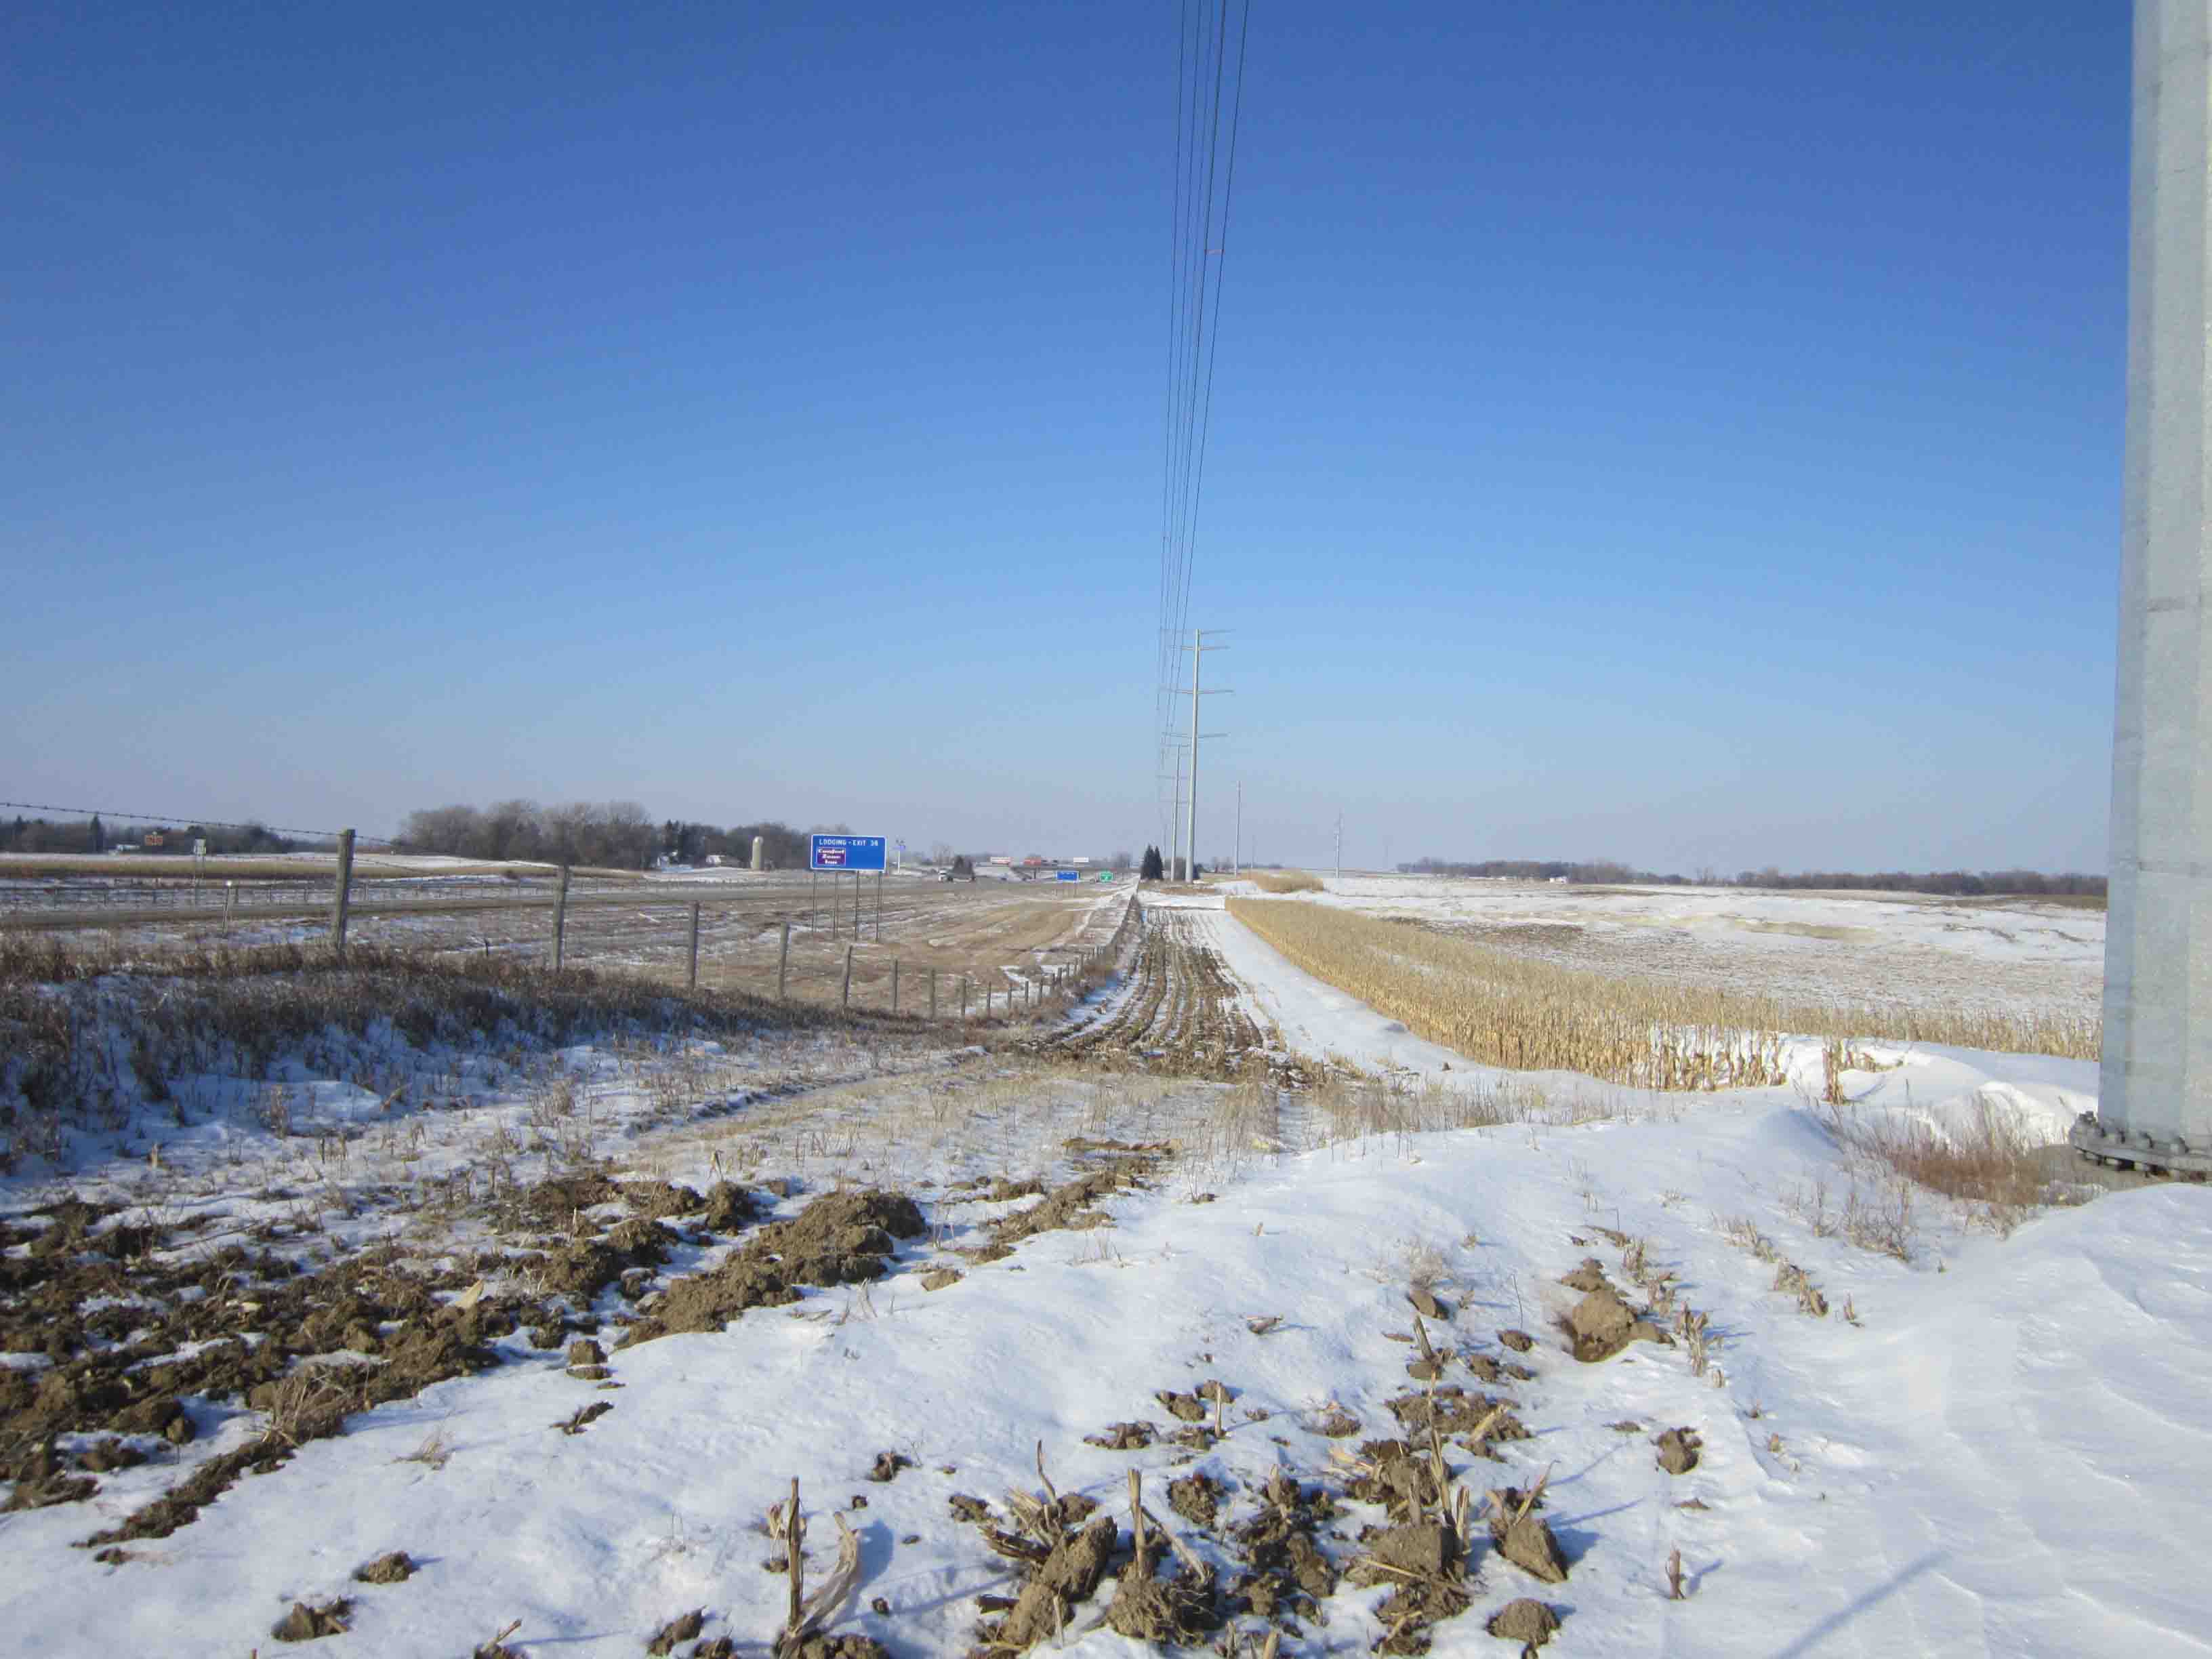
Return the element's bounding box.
[2074,0,2212,1176]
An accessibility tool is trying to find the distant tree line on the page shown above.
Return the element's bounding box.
[0,814,297,855]
[1401,857,1678,884]
[397,801,836,872]
[1719,867,2106,898]
[1399,855,2104,898]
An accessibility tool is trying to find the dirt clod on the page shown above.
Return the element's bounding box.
[989,1155,1161,1248]
[1166,1470,1222,1528]
[1557,1258,1610,1293]
[920,1268,962,1292]
[272,1599,352,1641]
[569,1338,607,1368]
[778,1637,887,1659]
[1103,1536,1219,1645]
[1356,1515,1471,1654]
[619,1187,924,1347]
[1654,1427,1702,1475]
[1497,1329,1534,1353]
[1229,1469,1338,1619]
[1359,1519,1454,1582]
[1409,1287,1447,1319]
[1313,1404,1362,1437]
[1489,1506,1568,1585]
[984,1513,1120,1650]
[624,1182,704,1221]
[646,1608,704,1654]
[1387,1386,1526,1447]
[1156,1390,1208,1422]
[3,1462,96,1511]
[1345,1438,1444,1522]
[1562,1284,1665,1362]
[352,1550,416,1584]
[866,1451,914,1483]
[1487,1597,1560,1646]
[1084,1421,1155,1451]
[699,1181,760,1233]
[948,1494,993,1524]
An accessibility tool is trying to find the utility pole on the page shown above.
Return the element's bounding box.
[1334,813,1342,881]
[1187,634,1202,881]
[1235,783,1242,876]
[1183,629,1231,880]
[1160,738,1189,882]
[2073,0,2212,1178]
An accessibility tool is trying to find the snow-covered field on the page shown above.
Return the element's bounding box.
[1,899,2202,1658]
[1215,877,2106,1024]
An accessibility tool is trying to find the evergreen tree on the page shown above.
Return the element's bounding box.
[89,814,104,853]
[1141,845,1164,881]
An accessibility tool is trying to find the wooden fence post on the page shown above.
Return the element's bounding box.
[891,958,900,1015]
[777,919,791,999]
[961,976,968,1019]
[928,968,937,1020]
[687,902,701,989]
[329,829,356,962]
[553,864,571,970]
[842,945,854,1009]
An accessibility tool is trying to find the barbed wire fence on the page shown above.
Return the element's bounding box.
[1,825,1141,1027]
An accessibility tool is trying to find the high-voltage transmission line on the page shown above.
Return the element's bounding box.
[1155,0,1252,853]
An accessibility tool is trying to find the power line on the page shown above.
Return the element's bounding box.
[0,800,393,844]
[1155,0,1252,847]
[1176,0,1251,653]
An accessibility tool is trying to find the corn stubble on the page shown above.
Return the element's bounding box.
[1227,900,2096,1090]
[1245,870,1324,895]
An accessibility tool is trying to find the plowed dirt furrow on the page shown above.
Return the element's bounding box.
[1048,905,1313,1086]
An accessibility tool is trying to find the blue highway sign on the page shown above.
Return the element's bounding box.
[1055,869,1080,882]
[809,835,888,873]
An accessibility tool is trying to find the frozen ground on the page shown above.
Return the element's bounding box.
[1214,878,2105,1023]
[0,901,2199,1659]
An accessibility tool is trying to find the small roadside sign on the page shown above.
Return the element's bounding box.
[1055,869,1080,882]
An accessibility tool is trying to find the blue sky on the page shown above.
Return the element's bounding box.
[4,3,2126,872]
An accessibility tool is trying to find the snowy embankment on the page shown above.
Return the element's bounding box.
[7,1089,2203,1656]
[1,907,2201,1657]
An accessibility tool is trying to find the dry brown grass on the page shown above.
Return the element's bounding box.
[1819,1094,2052,1229]
[1227,899,2097,1089]
[0,936,900,1170]
[1245,870,1323,895]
